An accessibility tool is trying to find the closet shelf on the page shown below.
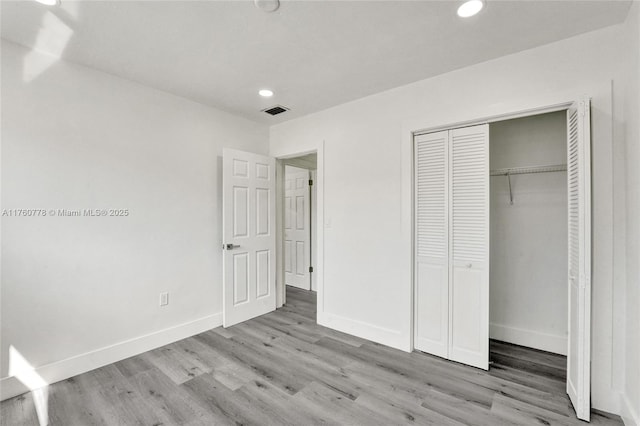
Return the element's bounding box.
[490,164,567,206]
[490,164,567,176]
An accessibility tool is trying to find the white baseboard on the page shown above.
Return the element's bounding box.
[318,312,410,352]
[0,312,222,402]
[490,322,567,355]
[592,389,622,416]
[622,392,640,426]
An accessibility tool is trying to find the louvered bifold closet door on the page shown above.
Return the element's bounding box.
[449,124,489,370]
[566,99,591,422]
[414,130,449,358]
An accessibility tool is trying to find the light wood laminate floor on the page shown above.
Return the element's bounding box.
[1,287,623,425]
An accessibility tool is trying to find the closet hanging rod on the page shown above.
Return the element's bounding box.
[489,164,567,176]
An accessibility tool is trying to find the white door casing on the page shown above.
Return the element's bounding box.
[284,167,311,290]
[310,170,318,292]
[411,99,591,414]
[414,130,449,358]
[222,148,276,327]
[566,99,591,422]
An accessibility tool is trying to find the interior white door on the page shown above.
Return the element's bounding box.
[414,130,449,359]
[566,99,591,421]
[284,167,310,290]
[222,148,276,327]
[449,124,489,370]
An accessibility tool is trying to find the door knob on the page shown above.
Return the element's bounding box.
[223,243,239,250]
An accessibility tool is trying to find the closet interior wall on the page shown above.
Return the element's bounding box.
[489,111,568,355]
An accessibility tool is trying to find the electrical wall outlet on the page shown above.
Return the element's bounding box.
[159,292,169,306]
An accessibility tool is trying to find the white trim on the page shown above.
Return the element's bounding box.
[489,323,567,356]
[276,159,286,307]
[403,96,580,355]
[402,119,419,352]
[0,312,222,402]
[273,142,324,319]
[622,391,640,426]
[318,312,409,351]
[403,94,601,414]
[413,102,573,136]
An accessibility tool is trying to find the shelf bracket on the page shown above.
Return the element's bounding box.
[507,171,514,205]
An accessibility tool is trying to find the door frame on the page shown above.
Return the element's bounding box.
[274,143,324,319]
[283,165,312,291]
[405,97,591,400]
[405,99,575,352]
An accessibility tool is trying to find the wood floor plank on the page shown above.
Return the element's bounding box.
[421,387,520,426]
[355,389,467,426]
[490,340,567,370]
[345,357,495,410]
[491,351,567,382]
[489,362,567,395]
[405,346,574,417]
[252,314,321,344]
[0,393,41,426]
[226,329,363,401]
[113,354,155,378]
[180,373,255,426]
[194,329,311,395]
[234,379,328,425]
[210,362,260,391]
[291,380,384,425]
[142,342,212,385]
[128,368,213,425]
[0,287,624,426]
[319,337,497,410]
[91,380,167,426]
[490,393,578,426]
[46,378,110,426]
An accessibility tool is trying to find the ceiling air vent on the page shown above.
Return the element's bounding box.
[262,105,289,116]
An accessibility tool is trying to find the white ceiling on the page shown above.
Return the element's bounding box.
[1,0,632,124]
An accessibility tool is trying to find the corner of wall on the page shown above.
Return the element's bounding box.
[622,1,640,425]
[622,392,640,426]
[318,313,411,352]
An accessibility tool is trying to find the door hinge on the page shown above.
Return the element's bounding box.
[309,179,313,186]
[309,266,314,273]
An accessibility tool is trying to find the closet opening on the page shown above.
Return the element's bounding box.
[488,111,569,378]
[412,99,592,421]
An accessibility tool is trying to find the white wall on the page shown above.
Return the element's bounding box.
[0,41,268,399]
[623,2,640,425]
[270,24,628,413]
[489,112,568,355]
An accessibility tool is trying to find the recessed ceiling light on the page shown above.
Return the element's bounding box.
[457,0,484,18]
[259,89,274,97]
[254,0,279,13]
[35,0,60,5]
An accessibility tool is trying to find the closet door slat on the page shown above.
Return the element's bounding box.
[449,124,489,370]
[414,131,449,359]
[566,99,591,421]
